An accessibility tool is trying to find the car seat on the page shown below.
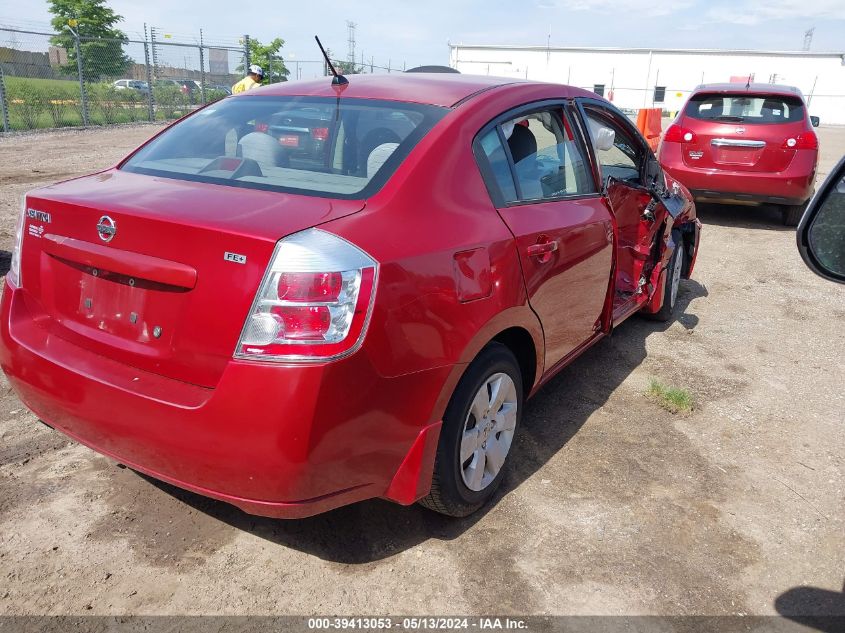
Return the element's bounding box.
[508,124,537,165]
[761,99,783,122]
[237,133,290,169]
[367,143,399,179]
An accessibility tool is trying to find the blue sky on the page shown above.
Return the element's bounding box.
[2,0,844,71]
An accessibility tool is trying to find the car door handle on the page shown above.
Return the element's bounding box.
[526,240,559,258]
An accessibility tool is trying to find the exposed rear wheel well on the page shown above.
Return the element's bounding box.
[492,327,537,397]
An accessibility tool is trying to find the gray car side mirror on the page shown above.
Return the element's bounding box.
[797,155,845,284]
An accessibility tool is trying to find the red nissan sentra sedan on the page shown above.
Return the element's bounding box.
[1,74,700,518]
[658,83,818,226]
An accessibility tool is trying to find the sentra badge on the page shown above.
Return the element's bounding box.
[27,208,51,223]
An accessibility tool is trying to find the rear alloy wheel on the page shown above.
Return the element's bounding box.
[419,343,523,517]
[781,202,807,227]
[648,243,684,322]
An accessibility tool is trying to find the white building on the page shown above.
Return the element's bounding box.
[448,44,845,125]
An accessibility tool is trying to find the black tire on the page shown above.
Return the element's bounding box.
[781,202,807,227]
[647,243,684,322]
[419,343,524,517]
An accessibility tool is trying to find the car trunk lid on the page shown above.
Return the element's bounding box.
[19,169,364,388]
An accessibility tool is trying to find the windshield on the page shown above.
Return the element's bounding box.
[121,96,446,198]
[685,93,805,124]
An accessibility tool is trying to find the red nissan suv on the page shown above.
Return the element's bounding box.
[658,83,818,226]
[1,74,699,518]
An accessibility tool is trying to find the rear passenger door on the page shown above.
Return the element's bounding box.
[474,102,614,370]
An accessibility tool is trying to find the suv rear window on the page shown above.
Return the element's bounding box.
[122,96,446,198]
[684,93,805,125]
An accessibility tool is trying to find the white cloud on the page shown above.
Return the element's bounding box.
[538,0,693,15]
[705,0,845,25]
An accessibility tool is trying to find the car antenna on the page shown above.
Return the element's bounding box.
[315,35,348,86]
[746,74,752,88]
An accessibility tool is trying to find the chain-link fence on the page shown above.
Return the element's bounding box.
[0,26,248,132]
[0,26,414,133]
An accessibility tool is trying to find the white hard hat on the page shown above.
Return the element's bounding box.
[248,64,264,77]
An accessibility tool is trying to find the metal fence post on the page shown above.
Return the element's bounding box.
[0,66,10,133]
[143,40,155,121]
[73,33,89,126]
[199,43,206,104]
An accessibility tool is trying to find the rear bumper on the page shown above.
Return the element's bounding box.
[0,283,447,518]
[660,145,816,206]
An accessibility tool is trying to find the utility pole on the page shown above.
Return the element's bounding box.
[65,20,89,126]
[346,21,356,67]
[803,27,814,51]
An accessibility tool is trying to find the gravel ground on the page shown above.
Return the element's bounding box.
[0,123,843,617]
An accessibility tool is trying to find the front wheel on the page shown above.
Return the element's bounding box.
[419,343,523,517]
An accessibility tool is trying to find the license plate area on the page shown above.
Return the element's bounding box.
[42,255,184,348]
[712,146,762,166]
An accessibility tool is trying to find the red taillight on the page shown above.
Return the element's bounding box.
[311,127,329,141]
[277,271,342,302]
[663,124,697,143]
[236,229,378,362]
[782,131,818,150]
[271,305,332,340]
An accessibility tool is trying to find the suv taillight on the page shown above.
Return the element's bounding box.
[7,196,25,287]
[235,228,377,362]
[663,124,697,143]
[782,131,818,150]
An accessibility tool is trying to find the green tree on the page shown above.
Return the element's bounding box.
[238,37,289,83]
[48,0,131,81]
[322,48,363,76]
[334,59,364,75]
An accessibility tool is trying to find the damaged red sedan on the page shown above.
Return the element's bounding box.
[1,74,700,518]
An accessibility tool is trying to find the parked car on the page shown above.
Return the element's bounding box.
[1,74,700,519]
[658,83,818,226]
[112,79,149,96]
[154,78,200,104]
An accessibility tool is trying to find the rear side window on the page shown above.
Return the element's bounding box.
[476,107,595,205]
[685,93,805,124]
[121,96,446,199]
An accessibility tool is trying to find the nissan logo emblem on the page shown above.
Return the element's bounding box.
[97,215,116,242]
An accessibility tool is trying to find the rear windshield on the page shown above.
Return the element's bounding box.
[684,93,805,125]
[121,96,446,198]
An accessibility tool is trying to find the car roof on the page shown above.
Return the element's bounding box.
[692,82,803,97]
[238,73,536,108]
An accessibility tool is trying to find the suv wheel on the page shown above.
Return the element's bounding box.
[419,343,523,517]
[782,202,807,227]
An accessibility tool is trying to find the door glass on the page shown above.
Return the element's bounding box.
[503,109,595,201]
[478,129,517,203]
[584,108,644,185]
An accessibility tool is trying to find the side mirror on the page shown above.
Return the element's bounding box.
[810,116,820,128]
[797,154,845,284]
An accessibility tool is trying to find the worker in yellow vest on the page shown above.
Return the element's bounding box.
[232,65,264,94]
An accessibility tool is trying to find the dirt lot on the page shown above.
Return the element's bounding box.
[0,123,843,617]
